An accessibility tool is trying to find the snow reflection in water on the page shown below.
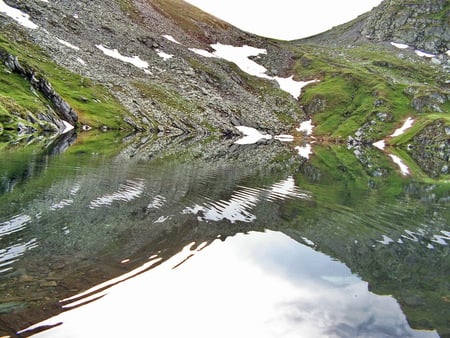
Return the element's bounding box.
[183,177,310,223]
[89,179,145,209]
[23,231,438,338]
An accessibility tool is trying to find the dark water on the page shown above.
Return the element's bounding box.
[0,132,449,337]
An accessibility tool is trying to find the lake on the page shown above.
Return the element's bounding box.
[0,131,449,337]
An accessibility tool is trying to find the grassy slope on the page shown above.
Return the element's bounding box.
[0,27,131,132]
[291,42,448,142]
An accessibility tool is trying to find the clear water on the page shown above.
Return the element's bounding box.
[0,132,448,337]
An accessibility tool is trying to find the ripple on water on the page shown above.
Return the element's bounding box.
[183,177,310,223]
[89,179,145,209]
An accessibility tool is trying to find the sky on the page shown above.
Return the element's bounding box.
[184,0,383,40]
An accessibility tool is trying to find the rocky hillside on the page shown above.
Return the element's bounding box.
[0,0,301,141]
[0,0,449,177]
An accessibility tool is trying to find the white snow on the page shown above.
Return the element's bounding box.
[389,154,410,176]
[415,50,435,58]
[156,50,174,61]
[234,126,272,145]
[163,35,181,44]
[296,119,315,136]
[447,50,450,56]
[295,144,313,159]
[96,45,149,70]
[274,134,294,142]
[391,117,414,137]
[189,43,317,98]
[62,120,74,134]
[372,140,386,150]
[390,42,409,49]
[0,0,38,29]
[76,57,86,65]
[189,48,215,58]
[274,77,318,99]
[57,38,80,51]
[211,43,271,79]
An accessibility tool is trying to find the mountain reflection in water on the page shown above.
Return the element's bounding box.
[24,231,437,338]
[0,133,448,337]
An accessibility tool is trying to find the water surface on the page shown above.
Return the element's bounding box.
[0,132,448,337]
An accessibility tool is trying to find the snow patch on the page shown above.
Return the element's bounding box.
[274,77,318,99]
[163,35,181,44]
[96,45,149,70]
[57,38,80,51]
[234,126,272,145]
[76,57,86,65]
[62,120,74,134]
[415,50,435,58]
[156,50,173,61]
[274,134,294,142]
[391,117,414,137]
[189,48,215,58]
[390,42,409,49]
[0,0,38,29]
[389,154,410,176]
[295,144,313,159]
[296,119,314,136]
[372,140,386,150]
[211,43,271,79]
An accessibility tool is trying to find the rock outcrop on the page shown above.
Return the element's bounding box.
[361,0,449,54]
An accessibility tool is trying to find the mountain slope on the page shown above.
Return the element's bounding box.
[0,0,303,142]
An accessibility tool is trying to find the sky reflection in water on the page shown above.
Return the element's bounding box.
[27,231,437,338]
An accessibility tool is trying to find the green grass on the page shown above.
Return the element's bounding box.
[292,42,447,141]
[0,28,132,130]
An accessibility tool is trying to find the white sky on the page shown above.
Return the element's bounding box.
[184,0,383,40]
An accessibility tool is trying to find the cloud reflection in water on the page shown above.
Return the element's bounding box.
[23,231,437,338]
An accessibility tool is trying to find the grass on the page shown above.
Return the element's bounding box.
[0,28,132,131]
[292,42,448,141]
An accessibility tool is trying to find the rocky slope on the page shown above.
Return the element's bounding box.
[0,0,302,141]
[0,0,449,178]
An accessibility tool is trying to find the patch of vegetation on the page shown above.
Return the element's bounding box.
[0,28,132,130]
[292,43,448,141]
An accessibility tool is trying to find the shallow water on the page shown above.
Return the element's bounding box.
[0,132,448,337]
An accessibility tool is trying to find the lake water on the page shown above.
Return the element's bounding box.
[0,131,449,337]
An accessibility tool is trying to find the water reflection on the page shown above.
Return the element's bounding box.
[23,231,437,338]
[0,134,448,337]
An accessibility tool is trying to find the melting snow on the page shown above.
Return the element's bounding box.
[391,117,414,137]
[415,50,435,58]
[389,154,410,176]
[211,43,271,79]
[295,144,313,159]
[96,45,149,70]
[57,38,80,51]
[76,57,86,65]
[234,126,272,145]
[274,134,294,142]
[0,0,38,29]
[372,140,386,150]
[296,119,314,136]
[156,50,173,61]
[189,48,215,58]
[62,120,74,134]
[274,77,318,99]
[390,42,409,49]
[189,42,317,98]
[163,35,181,44]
